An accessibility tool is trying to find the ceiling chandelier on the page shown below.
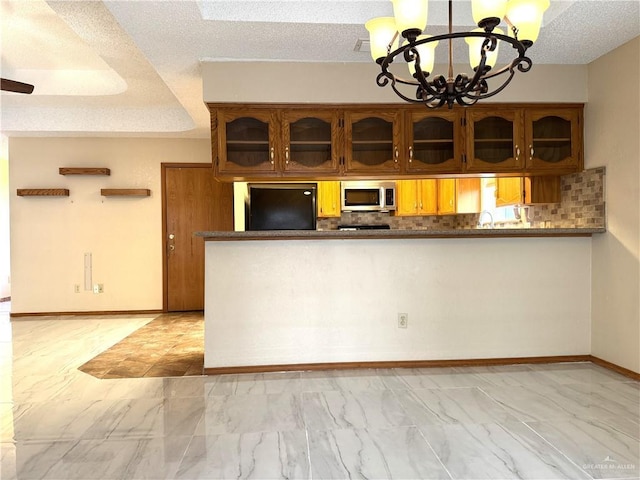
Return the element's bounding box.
[366,0,550,109]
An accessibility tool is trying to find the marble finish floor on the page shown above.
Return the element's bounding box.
[78,312,204,379]
[1,311,638,479]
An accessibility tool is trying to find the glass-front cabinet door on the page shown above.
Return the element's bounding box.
[344,110,402,175]
[281,110,340,174]
[406,110,463,174]
[217,109,278,174]
[525,108,581,172]
[466,109,523,173]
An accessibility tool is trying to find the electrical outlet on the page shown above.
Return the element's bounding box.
[398,313,408,328]
[93,283,104,294]
[74,284,80,293]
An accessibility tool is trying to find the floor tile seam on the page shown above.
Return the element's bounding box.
[387,386,435,429]
[580,416,640,443]
[475,385,531,422]
[303,428,314,480]
[412,422,455,480]
[520,420,596,480]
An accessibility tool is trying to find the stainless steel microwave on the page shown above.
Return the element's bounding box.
[341,181,396,212]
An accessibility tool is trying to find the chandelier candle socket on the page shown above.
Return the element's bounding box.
[366,0,550,108]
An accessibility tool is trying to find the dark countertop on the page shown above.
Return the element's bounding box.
[196,227,605,241]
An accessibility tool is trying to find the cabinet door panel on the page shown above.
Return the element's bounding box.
[282,110,340,174]
[437,179,456,215]
[407,110,463,174]
[525,109,580,171]
[396,180,419,216]
[418,179,438,215]
[217,110,278,174]
[466,109,523,173]
[317,181,341,217]
[496,177,524,206]
[344,111,402,174]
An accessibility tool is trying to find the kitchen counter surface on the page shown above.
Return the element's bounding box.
[197,227,605,241]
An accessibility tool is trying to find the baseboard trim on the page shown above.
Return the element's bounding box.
[589,355,640,381]
[204,355,593,376]
[10,309,163,318]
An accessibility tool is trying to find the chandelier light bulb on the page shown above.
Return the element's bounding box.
[465,28,503,70]
[391,0,428,39]
[406,36,439,77]
[471,0,508,28]
[365,17,399,63]
[506,0,550,44]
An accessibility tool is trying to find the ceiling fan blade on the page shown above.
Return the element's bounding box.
[1,78,34,94]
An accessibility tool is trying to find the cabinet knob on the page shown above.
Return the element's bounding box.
[394,146,399,163]
[270,147,275,164]
[409,146,414,162]
[515,146,520,162]
[285,146,289,164]
[529,144,534,159]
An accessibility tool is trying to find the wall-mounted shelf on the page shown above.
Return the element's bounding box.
[101,189,151,197]
[59,167,111,176]
[17,189,70,197]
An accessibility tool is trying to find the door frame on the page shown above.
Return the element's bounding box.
[161,163,215,312]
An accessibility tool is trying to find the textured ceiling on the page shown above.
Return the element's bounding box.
[1,0,639,138]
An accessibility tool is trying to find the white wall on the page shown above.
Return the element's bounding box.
[203,62,588,104]
[205,237,592,368]
[9,137,211,313]
[0,136,10,299]
[585,37,640,373]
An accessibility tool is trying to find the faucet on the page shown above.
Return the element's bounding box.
[478,210,494,228]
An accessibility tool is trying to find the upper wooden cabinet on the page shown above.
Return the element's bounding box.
[524,108,581,172]
[405,110,463,174]
[216,109,278,175]
[281,110,340,174]
[466,106,582,174]
[344,110,402,175]
[209,103,583,180]
[466,108,522,173]
[216,108,341,176]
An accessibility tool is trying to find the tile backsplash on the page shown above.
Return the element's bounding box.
[316,167,605,231]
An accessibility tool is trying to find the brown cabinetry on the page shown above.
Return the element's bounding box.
[524,108,581,172]
[215,108,340,177]
[466,106,582,174]
[466,108,522,173]
[344,110,402,175]
[281,110,340,174]
[210,103,583,180]
[405,110,463,174]
[216,109,277,175]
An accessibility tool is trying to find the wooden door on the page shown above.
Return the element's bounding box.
[163,165,233,311]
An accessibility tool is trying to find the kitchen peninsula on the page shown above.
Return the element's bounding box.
[200,226,602,373]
